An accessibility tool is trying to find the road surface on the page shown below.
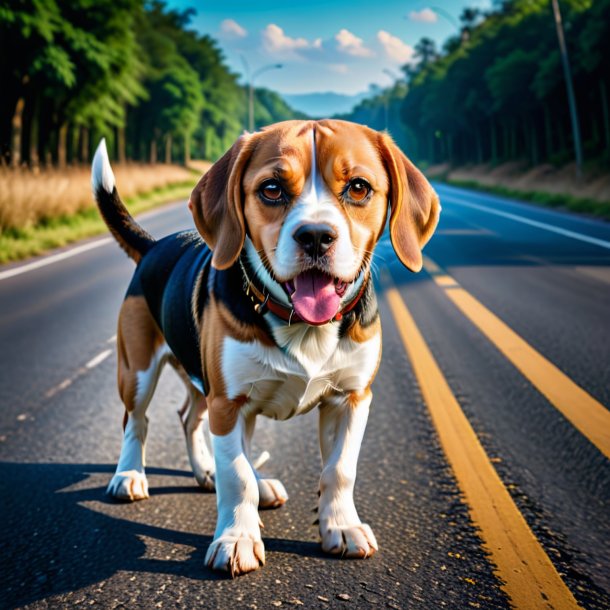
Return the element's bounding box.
[1,184,609,609]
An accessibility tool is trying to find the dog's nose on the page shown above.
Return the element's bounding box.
[293,223,337,257]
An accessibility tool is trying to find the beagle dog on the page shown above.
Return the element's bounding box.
[92,119,440,576]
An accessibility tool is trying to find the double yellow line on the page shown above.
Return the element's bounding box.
[383,257,610,609]
[423,257,610,459]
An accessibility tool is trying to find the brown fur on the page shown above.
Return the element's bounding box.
[347,315,381,344]
[116,296,164,412]
[347,388,373,409]
[186,120,439,436]
[376,133,440,272]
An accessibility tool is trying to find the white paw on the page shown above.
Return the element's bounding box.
[205,533,265,576]
[257,478,288,509]
[107,470,149,501]
[321,523,378,558]
[194,470,216,492]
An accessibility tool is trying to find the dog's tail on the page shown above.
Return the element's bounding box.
[91,139,155,263]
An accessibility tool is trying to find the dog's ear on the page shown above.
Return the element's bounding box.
[377,133,440,272]
[189,134,255,270]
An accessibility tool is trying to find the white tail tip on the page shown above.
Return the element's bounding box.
[91,138,116,194]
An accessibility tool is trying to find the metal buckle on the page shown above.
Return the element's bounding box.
[254,292,270,314]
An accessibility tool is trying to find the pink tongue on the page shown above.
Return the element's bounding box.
[291,270,341,325]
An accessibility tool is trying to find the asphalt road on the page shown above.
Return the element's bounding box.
[1,184,609,609]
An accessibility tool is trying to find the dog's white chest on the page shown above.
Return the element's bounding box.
[221,324,380,419]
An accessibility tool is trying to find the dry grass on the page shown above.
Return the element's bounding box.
[187,160,213,175]
[0,163,202,232]
[426,161,610,219]
[429,161,610,203]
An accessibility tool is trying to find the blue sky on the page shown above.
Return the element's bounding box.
[166,0,492,95]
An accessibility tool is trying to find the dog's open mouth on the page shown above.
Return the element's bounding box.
[284,270,348,325]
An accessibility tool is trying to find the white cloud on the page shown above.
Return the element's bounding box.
[220,18,247,38]
[335,29,374,58]
[377,30,414,64]
[408,8,438,23]
[263,24,310,54]
[328,63,349,74]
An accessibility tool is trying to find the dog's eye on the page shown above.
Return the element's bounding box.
[259,180,284,204]
[346,178,371,203]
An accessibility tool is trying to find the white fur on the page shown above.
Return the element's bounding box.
[91,138,116,194]
[245,238,289,305]
[107,344,170,501]
[135,343,171,408]
[214,328,380,569]
[318,391,378,557]
[272,129,363,281]
[180,384,215,491]
[222,327,381,421]
[205,416,265,574]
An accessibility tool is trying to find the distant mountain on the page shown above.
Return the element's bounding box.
[282,91,371,118]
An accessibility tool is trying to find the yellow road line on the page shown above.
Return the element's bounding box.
[423,257,610,460]
[384,278,581,609]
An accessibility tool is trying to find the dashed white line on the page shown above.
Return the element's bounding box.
[45,379,73,399]
[85,349,113,369]
[444,195,610,250]
[45,348,114,399]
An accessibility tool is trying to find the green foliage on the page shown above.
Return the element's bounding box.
[398,0,609,167]
[0,0,304,165]
[338,83,410,152]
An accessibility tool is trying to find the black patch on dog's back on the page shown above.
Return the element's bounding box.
[126,231,273,395]
[128,231,211,392]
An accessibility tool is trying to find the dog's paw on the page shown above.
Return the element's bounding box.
[321,523,378,558]
[107,470,149,501]
[257,478,288,509]
[194,470,216,492]
[205,533,265,577]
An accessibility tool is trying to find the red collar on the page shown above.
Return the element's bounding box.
[239,257,368,326]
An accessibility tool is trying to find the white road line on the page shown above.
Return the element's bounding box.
[107,334,117,344]
[0,237,113,281]
[45,378,74,399]
[45,348,114,398]
[444,195,610,250]
[0,198,190,282]
[85,349,113,369]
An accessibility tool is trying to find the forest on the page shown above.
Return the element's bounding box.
[342,0,609,170]
[0,0,305,168]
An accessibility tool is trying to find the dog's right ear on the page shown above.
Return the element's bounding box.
[189,134,255,270]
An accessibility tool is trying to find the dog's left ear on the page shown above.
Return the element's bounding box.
[377,133,440,272]
[189,133,256,270]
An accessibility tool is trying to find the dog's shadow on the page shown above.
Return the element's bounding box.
[0,462,323,609]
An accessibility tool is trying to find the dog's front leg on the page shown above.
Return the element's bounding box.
[205,407,264,576]
[318,389,378,558]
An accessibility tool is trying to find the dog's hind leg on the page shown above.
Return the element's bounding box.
[172,359,215,491]
[107,296,169,501]
[243,412,288,509]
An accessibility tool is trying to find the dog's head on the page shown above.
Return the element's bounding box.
[189,120,440,325]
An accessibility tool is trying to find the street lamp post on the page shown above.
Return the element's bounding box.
[551,0,583,178]
[241,58,283,132]
[382,68,402,131]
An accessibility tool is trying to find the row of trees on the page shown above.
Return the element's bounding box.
[342,0,609,169]
[0,0,304,168]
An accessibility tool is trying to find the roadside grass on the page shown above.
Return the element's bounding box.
[444,178,610,221]
[0,166,208,264]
